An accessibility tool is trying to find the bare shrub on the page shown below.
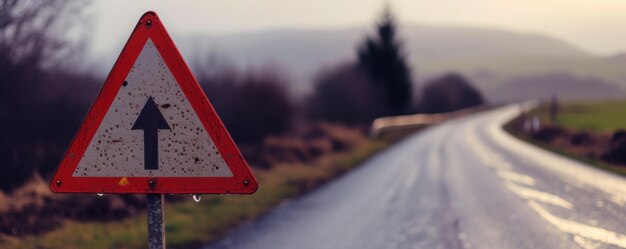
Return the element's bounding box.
[197,60,294,144]
[306,63,385,124]
[418,73,484,114]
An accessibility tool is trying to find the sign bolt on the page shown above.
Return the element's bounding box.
[55,179,62,186]
[243,180,249,187]
[146,19,152,27]
[148,179,157,190]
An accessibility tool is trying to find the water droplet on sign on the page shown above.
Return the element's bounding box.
[192,194,202,202]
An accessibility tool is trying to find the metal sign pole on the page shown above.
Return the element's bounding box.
[148,194,165,249]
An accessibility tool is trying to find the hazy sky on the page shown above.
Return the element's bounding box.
[90,0,626,56]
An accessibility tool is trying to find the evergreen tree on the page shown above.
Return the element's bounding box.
[357,6,413,115]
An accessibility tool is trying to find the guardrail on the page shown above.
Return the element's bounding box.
[370,106,488,137]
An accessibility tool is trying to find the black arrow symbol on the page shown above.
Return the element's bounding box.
[132,96,171,170]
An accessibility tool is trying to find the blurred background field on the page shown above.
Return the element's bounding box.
[542,100,626,132]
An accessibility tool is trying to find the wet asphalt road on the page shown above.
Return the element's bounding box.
[206,104,626,249]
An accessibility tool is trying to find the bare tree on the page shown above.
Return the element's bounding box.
[0,0,93,191]
[0,0,90,68]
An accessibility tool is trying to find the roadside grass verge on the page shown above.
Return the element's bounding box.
[504,101,626,178]
[0,138,392,249]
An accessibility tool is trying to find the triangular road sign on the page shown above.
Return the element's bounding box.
[50,12,258,194]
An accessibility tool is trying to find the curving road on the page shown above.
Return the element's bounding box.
[206,104,626,249]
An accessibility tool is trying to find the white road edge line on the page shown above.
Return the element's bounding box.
[505,182,573,209]
[465,126,512,171]
[497,170,536,186]
[574,235,601,249]
[528,200,626,248]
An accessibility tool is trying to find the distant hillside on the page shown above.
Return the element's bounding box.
[177,24,590,72]
[176,28,364,91]
[402,25,590,61]
[173,25,592,87]
[608,52,626,62]
[93,24,626,100]
[486,72,625,102]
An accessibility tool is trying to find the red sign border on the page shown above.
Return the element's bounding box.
[50,12,258,194]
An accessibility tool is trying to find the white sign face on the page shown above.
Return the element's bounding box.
[73,39,232,177]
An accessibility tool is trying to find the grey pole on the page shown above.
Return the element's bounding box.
[148,194,165,249]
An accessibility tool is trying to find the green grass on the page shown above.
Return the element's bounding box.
[0,139,391,249]
[546,100,626,132]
